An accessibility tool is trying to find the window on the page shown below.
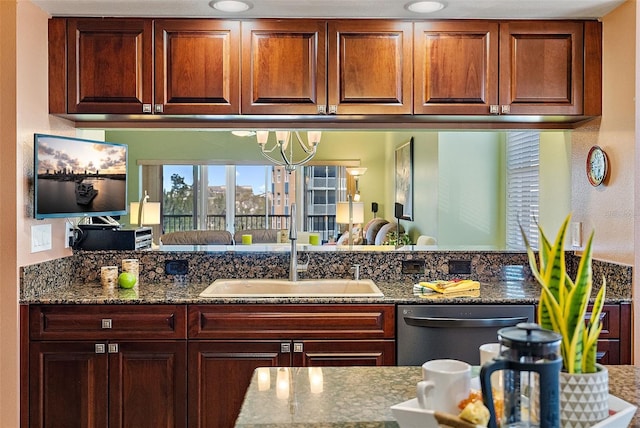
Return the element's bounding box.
[155,164,347,240]
[506,131,540,249]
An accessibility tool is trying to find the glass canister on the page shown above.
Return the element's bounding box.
[480,322,562,428]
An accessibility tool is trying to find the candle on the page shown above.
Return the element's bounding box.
[309,234,320,245]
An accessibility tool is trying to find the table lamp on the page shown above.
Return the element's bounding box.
[336,195,364,248]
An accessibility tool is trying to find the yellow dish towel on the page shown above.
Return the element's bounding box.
[418,289,481,299]
[417,279,481,294]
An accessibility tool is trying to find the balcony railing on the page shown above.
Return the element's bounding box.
[162,214,337,242]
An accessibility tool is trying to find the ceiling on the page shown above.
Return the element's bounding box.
[31,0,626,20]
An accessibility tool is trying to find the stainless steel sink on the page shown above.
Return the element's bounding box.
[199,278,384,298]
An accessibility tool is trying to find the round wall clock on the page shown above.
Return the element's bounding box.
[586,145,608,187]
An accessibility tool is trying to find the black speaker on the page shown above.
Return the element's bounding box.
[371,202,379,213]
[395,202,404,219]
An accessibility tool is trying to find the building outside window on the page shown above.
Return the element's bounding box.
[159,164,346,241]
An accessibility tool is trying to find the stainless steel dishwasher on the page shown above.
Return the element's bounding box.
[397,304,535,365]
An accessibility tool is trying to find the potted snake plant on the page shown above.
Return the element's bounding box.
[524,214,608,427]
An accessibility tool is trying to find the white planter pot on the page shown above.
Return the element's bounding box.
[559,363,609,428]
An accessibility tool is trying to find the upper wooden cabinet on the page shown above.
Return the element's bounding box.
[241,20,412,115]
[414,20,600,116]
[155,19,240,114]
[499,21,583,115]
[49,17,602,121]
[64,18,153,114]
[50,18,240,115]
[414,21,499,115]
[327,20,413,114]
[240,20,327,115]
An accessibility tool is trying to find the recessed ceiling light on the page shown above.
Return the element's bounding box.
[405,1,445,13]
[210,0,252,13]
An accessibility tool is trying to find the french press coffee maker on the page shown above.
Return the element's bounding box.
[480,322,562,428]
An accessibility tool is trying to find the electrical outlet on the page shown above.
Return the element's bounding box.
[402,260,425,274]
[449,259,471,275]
[165,260,189,275]
[65,220,74,248]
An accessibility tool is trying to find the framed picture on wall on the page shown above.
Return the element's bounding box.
[395,137,414,221]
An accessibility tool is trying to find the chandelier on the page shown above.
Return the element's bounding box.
[256,130,322,172]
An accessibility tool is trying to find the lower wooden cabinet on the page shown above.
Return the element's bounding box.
[589,303,632,365]
[29,340,187,428]
[187,339,395,428]
[25,301,629,428]
[187,304,396,428]
[25,305,188,428]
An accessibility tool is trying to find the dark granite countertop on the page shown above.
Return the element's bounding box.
[234,366,640,428]
[20,279,631,305]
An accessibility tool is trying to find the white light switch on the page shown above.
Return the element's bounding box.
[31,224,52,253]
[571,222,582,247]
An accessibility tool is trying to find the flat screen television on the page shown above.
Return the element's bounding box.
[34,134,128,220]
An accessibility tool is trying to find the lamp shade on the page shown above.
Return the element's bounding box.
[130,201,161,226]
[336,201,364,224]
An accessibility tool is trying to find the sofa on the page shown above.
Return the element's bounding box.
[234,229,281,244]
[160,230,233,245]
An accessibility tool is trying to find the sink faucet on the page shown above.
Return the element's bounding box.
[350,264,361,280]
[289,203,309,281]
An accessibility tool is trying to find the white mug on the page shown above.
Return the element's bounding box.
[479,343,503,392]
[416,359,471,414]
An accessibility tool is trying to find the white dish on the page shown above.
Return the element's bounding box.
[591,395,637,428]
[391,395,636,428]
[390,398,439,428]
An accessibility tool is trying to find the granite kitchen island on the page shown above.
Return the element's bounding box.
[234,366,640,428]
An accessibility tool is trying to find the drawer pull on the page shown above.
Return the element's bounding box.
[108,343,119,353]
[95,344,106,354]
[101,319,112,329]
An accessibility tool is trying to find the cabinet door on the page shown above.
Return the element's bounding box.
[294,339,396,367]
[499,21,584,115]
[155,20,240,115]
[109,341,187,428]
[188,341,291,428]
[66,18,153,114]
[414,21,499,114]
[29,341,109,428]
[328,20,413,114]
[241,20,327,114]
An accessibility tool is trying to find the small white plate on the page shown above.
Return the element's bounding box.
[591,395,637,428]
[390,398,439,428]
[391,395,636,428]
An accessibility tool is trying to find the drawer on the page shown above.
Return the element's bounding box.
[188,304,395,339]
[587,304,620,339]
[29,305,187,340]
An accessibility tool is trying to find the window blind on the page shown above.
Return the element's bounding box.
[506,131,540,250]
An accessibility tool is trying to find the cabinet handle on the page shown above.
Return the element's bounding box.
[317,105,326,114]
[328,105,338,115]
[280,342,291,353]
[293,342,303,353]
[154,104,164,113]
[489,105,500,115]
[142,104,152,113]
[95,344,106,354]
[108,343,119,353]
[501,105,511,114]
[101,319,112,329]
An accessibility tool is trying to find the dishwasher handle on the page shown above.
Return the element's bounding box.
[403,315,529,329]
